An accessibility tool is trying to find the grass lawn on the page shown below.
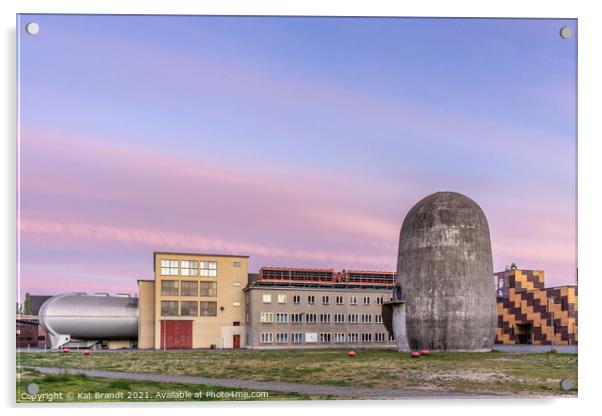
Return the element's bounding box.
[17,348,577,398]
[16,367,330,403]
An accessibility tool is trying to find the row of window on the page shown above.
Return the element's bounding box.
[259,312,383,324]
[160,300,218,317]
[160,259,222,277]
[160,280,217,297]
[259,332,393,344]
[262,294,385,306]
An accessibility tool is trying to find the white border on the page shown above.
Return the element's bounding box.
[2,1,601,415]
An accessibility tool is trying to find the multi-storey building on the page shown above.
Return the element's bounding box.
[130,253,578,350]
[137,252,248,349]
[496,268,577,345]
[244,267,396,348]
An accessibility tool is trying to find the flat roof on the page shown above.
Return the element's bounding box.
[244,283,393,292]
[495,269,545,274]
[547,284,578,289]
[154,251,249,258]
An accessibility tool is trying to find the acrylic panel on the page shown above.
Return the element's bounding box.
[16,14,577,402]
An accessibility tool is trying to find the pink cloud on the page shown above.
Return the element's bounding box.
[19,218,395,269]
[18,128,576,295]
[18,128,407,246]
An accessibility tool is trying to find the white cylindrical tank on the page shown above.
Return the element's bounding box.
[38,293,138,342]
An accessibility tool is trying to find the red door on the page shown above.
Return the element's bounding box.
[160,320,192,349]
[233,334,240,349]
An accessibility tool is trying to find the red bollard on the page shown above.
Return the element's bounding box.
[411,351,420,358]
[420,349,430,356]
[83,349,91,356]
[347,351,356,357]
[63,348,71,353]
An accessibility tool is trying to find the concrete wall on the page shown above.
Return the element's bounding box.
[245,286,394,348]
[397,192,497,351]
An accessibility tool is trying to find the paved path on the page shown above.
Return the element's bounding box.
[21,366,505,400]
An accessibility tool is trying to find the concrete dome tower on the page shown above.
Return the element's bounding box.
[396,191,497,351]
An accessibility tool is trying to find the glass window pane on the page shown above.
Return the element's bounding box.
[181,301,198,316]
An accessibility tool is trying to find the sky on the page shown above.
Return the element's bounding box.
[17,15,577,298]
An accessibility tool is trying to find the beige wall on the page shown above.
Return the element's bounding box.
[151,253,248,349]
[137,280,155,349]
[107,340,134,349]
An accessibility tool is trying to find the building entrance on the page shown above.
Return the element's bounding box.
[160,320,192,349]
[515,323,532,344]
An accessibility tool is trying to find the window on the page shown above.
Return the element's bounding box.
[376,296,384,305]
[180,301,198,316]
[180,260,198,276]
[160,280,179,296]
[199,281,217,297]
[233,261,241,267]
[293,295,300,304]
[291,333,303,344]
[307,295,315,304]
[348,314,359,324]
[200,261,217,277]
[361,314,372,324]
[199,301,217,316]
[278,294,287,304]
[180,281,198,297]
[350,296,357,305]
[348,333,359,343]
[363,296,371,305]
[389,333,395,342]
[260,312,274,323]
[319,313,331,323]
[233,302,240,307]
[334,313,345,323]
[334,333,346,343]
[496,274,509,299]
[262,294,272,304]
[336,295,344,305]
[291,313,303,323]
[161,301,178,316]
[361,333,373,343]
[233,321,240,326]
[375,314,383,324]
[375,333,386,342]
[160,259,179,276]
[276,313,289,323]
[276,333,288,343]
[305,313,317,323]
[321,295,330,305]
[319,333,331,343]
[260,332,273,343]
